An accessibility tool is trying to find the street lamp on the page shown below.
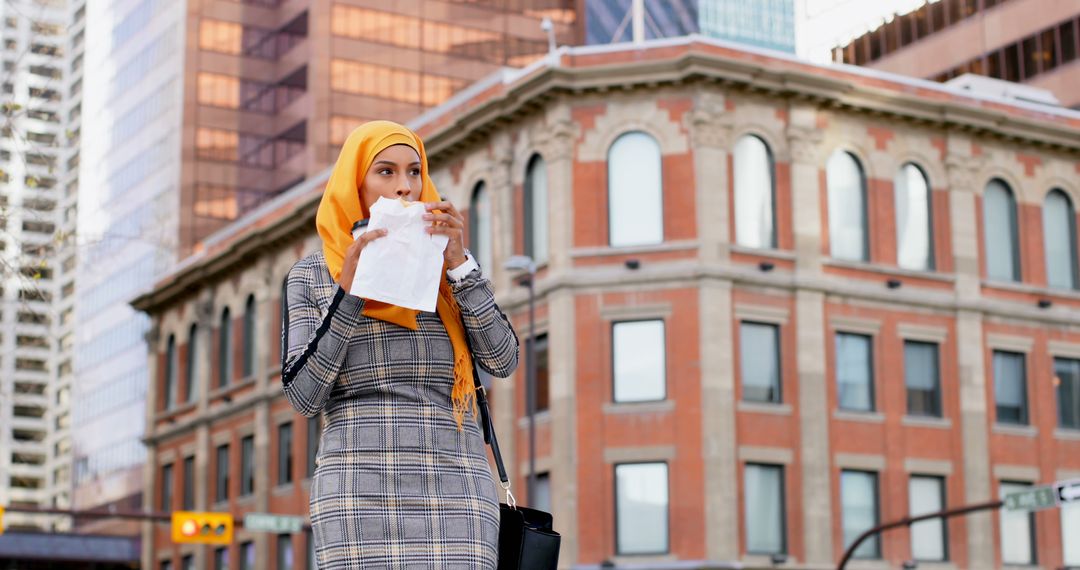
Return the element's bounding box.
[503,254,537,505]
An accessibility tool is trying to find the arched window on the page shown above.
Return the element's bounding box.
[469,181,492,273]
[1044,189,1078,290]
[186,323,199,402]
[524,154,549,265]
[826,150,868,261]
[608,131,663,247]
[894,163,934,271]
[984,179,1021,282]
[733,134,776,249]
[243,294,256,377]
[219,308,232,388]
[164,334,177,410]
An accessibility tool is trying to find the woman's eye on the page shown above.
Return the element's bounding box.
[410,169,421,176]
[379,169,392,175]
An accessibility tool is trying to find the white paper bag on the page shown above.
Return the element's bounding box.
[349,197,449,312]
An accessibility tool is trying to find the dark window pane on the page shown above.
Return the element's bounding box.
[929,1,946,33]
[186,324,198,402]
[947,0,962,26]
[213,547,228,570]
[216,444,229,503]
[741,322,781,403]
[241,435,254,495]
[984,180,1021,282]
[164,335,177,409]
[182,456,194,509]
[870,28,883,60]
[905,341,941,417]
[160,463,173,510]
[243,295,256,377]
[277,534,293,569]
[278,422,293,485]
[836,333,874,412]
[988,50,1003,79]
[1061,20,1077,64]
[994,351,1028,425]
[1022,35,1039,79]
[901,17,914,46]
[1004,43,1020,82]
[1056,358,1080,430]
[534,334,549,412]
[1041,29,1059,72]
[914,6,929,38]
[219,308,232,388]
[306,415,320,478]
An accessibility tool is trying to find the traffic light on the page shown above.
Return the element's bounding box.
[0,506,5,535]
[171,511,233,545]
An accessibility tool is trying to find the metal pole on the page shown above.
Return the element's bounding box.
[526,272,537,505]
[837,499,1003,570]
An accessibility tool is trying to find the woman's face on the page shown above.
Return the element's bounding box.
[361,144,423,210]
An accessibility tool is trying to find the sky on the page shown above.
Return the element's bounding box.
[795,0,933,63]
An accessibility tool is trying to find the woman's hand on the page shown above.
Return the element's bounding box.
[424,201,468,270]
[338,228,388,291]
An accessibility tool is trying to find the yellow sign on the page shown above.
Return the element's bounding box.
[0,506,5,535]
[170,511,233,545]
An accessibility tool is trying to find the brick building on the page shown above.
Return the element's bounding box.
[133,39,1080,569]
[836,0,1080,109]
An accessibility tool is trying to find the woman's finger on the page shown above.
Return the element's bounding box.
[422,212,462,228]
[427,226,462,237]
[426,201,463,222]
[360,228,388,246]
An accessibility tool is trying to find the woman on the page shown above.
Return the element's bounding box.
[281,120,519,569]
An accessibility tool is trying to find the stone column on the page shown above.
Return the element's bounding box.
[539,105,576,274]
[142,322,161,569]
[686,91,739,560]
[787,109,834,564]
[489,132,515,294]
[547,288,578,567]
[945,146,994,569]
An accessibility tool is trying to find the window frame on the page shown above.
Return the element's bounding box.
[840,469,881,559]
[164,334,177,410]
[278,421,294,486]
[993,350,1029,426]
[826,150,870,262]
[243,294,256,378]
[219,307,232,388]
[215,443,230,504]
[999,480,1038,565]
[607,131,664,248]
[835,332,876,413]
[894,162,935,271]
[523,153,549,265]
[1054,356,1080,431]
[182,455,195,510]
[903,340,942,418]
[240,435,255,496]
[611,319,668,404]
[733,134,777,250]
[613,461,670,556]
[983,179,1022,283]
[1043,189,1079,290]
[186,323,199,403]
[160,463,174,511]
[306,415,320,479]
[909,474,949,562]
[739,320,783,404]
[744,462,787,555]
[468,181,492,273]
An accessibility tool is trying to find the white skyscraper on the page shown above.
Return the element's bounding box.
[72,0,184,525]
[0,0,82,532]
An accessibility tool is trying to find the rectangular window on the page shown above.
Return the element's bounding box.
[904,341,941,417]
[213,547,228,570]
[612,320,666,403]
[993,351,1028,425]
[277,534,294,569]
[909,475,947,561]
[740,322,781,403]
[1000,481,1037,564]
[160,463,173,510]
[1061,20,1077,64]
[215,444,230,503]
[306,415,320,478]
[161,562,171,570]
[182,455,195,510]
[745,464,786,554]
[1055,357,1080,430]
[836,333,874,412]
[240,435,254,496]
[534,472,552,514]
[535,333,550,412]
[1064,500,1080,566]
[615,462,668,555]
[278,422,293,485]
[841,470,880,559]
[240,541,255,570]
[181,555,193,570]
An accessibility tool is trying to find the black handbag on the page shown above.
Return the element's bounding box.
[471,357,561,569]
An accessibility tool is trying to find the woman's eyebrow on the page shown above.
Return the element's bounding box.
[373,160,422,167]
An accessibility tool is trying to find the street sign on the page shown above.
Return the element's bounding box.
[1004,486,1057,511]
[243,513,305,533]
[1055,479,1080,505]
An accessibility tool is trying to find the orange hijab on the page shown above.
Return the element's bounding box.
[315,120,477,429]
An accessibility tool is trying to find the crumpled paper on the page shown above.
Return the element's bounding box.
[350,196,449,312]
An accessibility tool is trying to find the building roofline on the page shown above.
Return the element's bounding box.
[133,37,1080,314]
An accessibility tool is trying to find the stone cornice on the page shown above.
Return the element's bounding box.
[423,49,1080,161]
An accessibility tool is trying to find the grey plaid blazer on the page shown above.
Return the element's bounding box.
[281,251,519,569]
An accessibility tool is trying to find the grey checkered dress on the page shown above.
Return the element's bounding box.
[281,251,518,569]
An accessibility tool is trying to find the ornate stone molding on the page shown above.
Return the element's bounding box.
[685,92,733,149]
[533,119,576,162]
[944,154,984,191]
[787,126,823,164]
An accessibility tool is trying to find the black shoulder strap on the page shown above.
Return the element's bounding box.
[460,321,510,487]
